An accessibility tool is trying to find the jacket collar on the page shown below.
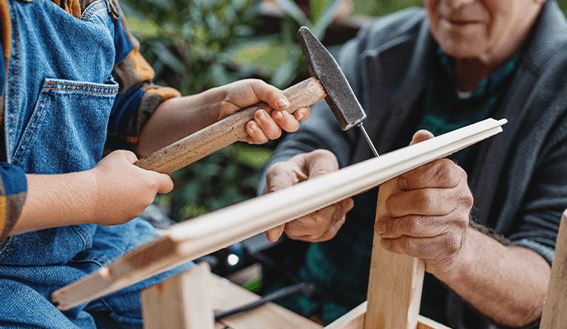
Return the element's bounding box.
[522,0,567,73]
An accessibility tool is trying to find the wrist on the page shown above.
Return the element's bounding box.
[433,227,476,282]
[87,167,105,225]
[195,85,227,121]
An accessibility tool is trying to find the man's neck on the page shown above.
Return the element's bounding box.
[453,3,544,92]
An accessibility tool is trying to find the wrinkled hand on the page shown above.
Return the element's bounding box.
[264,150,354,243]
[91,151,174,226]
[217,79,310,144]
[375,131,474,275]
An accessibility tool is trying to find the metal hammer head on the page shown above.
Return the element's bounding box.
[297,26,366,131]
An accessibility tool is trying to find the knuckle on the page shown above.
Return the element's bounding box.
[417,191,434,209]
[401,237,417,253]
[310,149,336,161]
[433,159,452,183]
[406,216,423,234]
[460,192,474,210]
[443,235,462,254]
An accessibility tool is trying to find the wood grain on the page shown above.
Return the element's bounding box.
[324,301,450,329]
[325,302,367,329]
[364,179,425,329]
[416,316,451,329]
[142,263,214,329]
[540,209,567,329]
[136,77,327,173]
[52,119,506,310]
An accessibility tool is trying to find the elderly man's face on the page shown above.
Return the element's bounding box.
[425,0,542,60]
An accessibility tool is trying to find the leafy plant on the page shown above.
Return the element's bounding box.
[122,0,261,94]
[232,0,346,88]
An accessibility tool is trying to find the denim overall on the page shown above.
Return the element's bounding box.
[0,0,190,327]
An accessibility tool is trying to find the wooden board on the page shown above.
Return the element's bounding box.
[142,263,214,329]
[325,301,450,329]
[325,302,367,329]
[540,209,567,329]
[52,119,506,310]
[364,181,425,329]
[417,316,451,329]
[210,274,322,329]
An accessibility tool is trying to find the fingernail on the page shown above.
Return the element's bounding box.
[260,111,269,119]
[275,111,284,120]
[250,122,258,130]
[277,98,290,109]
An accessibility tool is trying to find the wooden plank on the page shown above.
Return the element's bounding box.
[52,119,506,310]
[325,302,366,329]
[210,274,322,329]
[364,180,425,329]
[136,78,326,174]
[325,302,450,329]
[540,209,567,329]
[417,316,451,329]
[142,263,214,329]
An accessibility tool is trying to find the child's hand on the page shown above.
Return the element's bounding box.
[91,150,173,226]
[216,79,311,144]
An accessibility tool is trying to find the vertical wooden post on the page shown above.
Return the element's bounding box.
[364,182,425,329]
[540,209,567,329]
[142,263,214,329]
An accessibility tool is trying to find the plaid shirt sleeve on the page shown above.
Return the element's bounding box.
[0,164,27,240]
[106,1,181,151]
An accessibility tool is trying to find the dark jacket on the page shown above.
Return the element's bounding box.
[262,2,567,328]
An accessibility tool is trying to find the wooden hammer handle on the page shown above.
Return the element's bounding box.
[135,77,327,174]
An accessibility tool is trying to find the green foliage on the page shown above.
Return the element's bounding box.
[258,0,345,87]
[122,0,261,94]
[352,0,421,16]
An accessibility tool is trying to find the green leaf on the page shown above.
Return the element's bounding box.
[312,0,342,38]
[276,0,311,26]
[271,57,299,88]
[309,0,332,22]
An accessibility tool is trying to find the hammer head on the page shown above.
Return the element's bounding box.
[297,26,366,131]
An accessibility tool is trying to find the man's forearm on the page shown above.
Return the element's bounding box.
[137,87,224,157]
[436,228,550,327]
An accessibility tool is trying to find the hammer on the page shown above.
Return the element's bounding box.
[136,27,378,174]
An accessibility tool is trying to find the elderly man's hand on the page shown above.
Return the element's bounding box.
[375,131,474,275]
[264,149,354,243]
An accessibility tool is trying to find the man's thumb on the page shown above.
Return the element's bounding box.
[410,130,435,145]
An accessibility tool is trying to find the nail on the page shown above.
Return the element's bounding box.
[250,122,258,130]
[277,98,290,109]
[275,111,284,120]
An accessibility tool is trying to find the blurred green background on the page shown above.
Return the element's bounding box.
[122,0,567,222]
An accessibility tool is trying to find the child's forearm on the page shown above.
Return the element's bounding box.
[11,171,98,235]
[10,150,174,236]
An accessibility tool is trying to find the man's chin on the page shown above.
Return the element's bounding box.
[438,40,487,60]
